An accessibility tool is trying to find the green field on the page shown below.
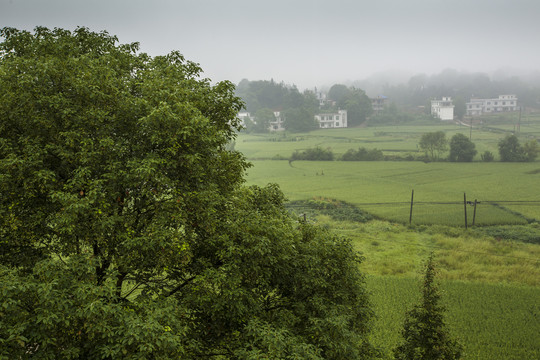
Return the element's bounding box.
[244,160,540,226]
[367,275,540,360]
[235,122,540,359]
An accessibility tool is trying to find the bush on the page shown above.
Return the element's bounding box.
[291,147,334,161]
[341,147,384,161]
[481,150,494,162]
[448,133,477,162]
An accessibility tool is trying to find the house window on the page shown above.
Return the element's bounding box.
[335,122,340,127]
[336,116,340,120]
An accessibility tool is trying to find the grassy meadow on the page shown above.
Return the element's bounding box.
[235,117,540,359]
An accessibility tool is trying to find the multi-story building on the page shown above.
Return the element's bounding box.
[371,95,388,113]
[466,95,519,116]
[431,97,454,121]
[315,109,348,129]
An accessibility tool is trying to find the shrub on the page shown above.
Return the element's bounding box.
[341,147,384,161]
[481,150,494,162]
[291,147,334,161]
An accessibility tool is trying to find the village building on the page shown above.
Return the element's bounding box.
[466,95,519,116]
[269,111,286,131]
[431,97,454,121]
[371,95,388,113]
[314,109,348,129]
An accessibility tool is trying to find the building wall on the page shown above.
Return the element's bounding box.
[431,97,454,121]
[466,95,519,116]
[269,111,285,131]
[315,109,347,128]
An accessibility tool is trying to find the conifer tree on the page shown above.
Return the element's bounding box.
[394,255,463,360]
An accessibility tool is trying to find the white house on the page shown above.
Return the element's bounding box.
[269,111,286,131]
[431,97,454,121]
[315,109,347,129]
[466,95,519,116]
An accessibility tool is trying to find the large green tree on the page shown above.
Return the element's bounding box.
[419,131,448,161]
[0,27,374,359]
[448,133,477,162]
[283,107,318,132]
[498,134,539,162]
[327,85,373,127]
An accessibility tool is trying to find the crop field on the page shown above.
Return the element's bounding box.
[302,218,540,360]
[244,160,540,226]
[236,115,540,160]
[367,275,540,360]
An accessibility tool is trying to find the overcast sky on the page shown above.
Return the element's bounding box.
[2,0,539,90]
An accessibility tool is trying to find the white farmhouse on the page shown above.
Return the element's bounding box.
[466,95,519,116]
[315,109,347,129]
[269,111,286,131]
[431,97,454,121]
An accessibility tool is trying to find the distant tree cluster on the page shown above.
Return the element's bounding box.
[235,79,319,132]
[326,84,373,127]
[418,131,539,162]
[235,80,374,132]
[341,147,384,161]
[291,147,334,161]
[375,68,540,111]
[498,135,539,162]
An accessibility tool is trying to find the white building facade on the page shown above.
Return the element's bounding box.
[431,97,454,121]
[466,95,519,116]
[315,109,348,129]
[269,111,286,131]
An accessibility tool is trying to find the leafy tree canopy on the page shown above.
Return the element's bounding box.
[419,131,448,161]
[0,27,374,359]
[448,133,477,162]
[327,85,373,126]
[498,135,539,162]
[283,107,318,132]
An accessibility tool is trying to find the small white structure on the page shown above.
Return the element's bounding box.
[269,111,286,131]
[237,111,254,127]
[315,109,348,129]
[431,97,454,121]
[466,95,519,116]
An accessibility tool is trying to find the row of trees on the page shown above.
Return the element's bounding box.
[419,132,539,162]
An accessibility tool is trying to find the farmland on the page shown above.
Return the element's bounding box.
[235,118,540,359]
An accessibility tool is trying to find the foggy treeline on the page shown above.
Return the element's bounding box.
[352,68,540,112]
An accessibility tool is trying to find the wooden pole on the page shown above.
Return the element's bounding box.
[473,199,478,226]
[409,189,414,225]
[463,193,468,229]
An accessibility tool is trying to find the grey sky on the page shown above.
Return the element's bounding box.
[1,0,539,90]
